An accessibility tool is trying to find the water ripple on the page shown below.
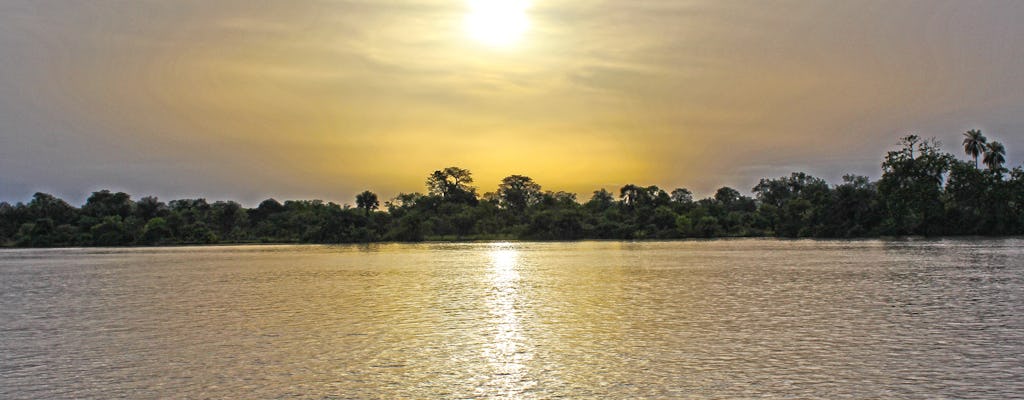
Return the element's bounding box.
[1,239,1022,398]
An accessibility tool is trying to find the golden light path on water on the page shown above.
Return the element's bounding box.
[3,241,1024,397]
[482,242,534,395]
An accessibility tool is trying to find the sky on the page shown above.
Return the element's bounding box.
[1,0,1023,206]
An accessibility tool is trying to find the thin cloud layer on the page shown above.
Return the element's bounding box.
[1,0,1022,205]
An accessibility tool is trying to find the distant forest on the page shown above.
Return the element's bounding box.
[2,132,1022,247]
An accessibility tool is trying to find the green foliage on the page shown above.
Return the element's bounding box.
[878,136,955,235]
[984,141,1007,172]
[524,209,585,240]
[820,175,881,237]
[585,189,615,212]
[620,185,668,209]
[753,172,832,237]
[141,217,173,244]
[675,215,693,236]
[82,190,133,219]
[134,196,168,220]
[963,129,987,168]
[28,193,77,225]
[355,191,379,215]
[2,135,1022,247]
[693,216,722,238]
[91,216,129,246]
[426,167,478,205]
[496,175,542,215]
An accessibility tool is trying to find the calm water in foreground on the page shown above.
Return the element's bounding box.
[1,239,1022,399]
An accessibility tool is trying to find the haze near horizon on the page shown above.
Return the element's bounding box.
[1,1,1023,205]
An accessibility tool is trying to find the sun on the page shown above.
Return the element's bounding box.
[464,0,531,47]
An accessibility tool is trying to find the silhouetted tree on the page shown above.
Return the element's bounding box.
[426,167,478,204]
[134,196,167,221]
[945,161,989,234]
[619,184,647,207]
[670,188,693,204]
[257,198,285,214]
[753,172,831,236]
[585,189,615,212]
[824,175,880,237]
[1,131,1020,247]
[984,141,1007,172]
[962,129,987,168]
[878,135,954,235]
[355,191,379,215]
[82,190,133,219]
[714,187,741,207]
[496,175,542,215]
[210,201,247,239]
[538,191,577,209]
[619,185,666,209]
[27,192,77,225]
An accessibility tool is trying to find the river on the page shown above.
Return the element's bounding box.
[1,239,1022,398]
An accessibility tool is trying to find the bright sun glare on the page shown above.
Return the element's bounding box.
[464,0,531,47]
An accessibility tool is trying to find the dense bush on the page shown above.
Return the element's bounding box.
[2,133,1022,247]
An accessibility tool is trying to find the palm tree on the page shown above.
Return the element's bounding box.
[355,190,379,215]
[962,129,987,168]
[983,141,1006,171]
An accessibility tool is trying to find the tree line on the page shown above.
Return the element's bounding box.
[2,131,1022,247]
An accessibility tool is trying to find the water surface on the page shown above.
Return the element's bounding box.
[1,239,1022,398]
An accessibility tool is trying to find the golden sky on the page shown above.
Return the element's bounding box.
[1,1,1023,205]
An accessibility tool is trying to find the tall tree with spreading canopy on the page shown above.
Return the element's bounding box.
[426,167,478,204]
[27,192,77,225]
[878,135,954,235]
[496,175,542,214]
[82,190,133,219]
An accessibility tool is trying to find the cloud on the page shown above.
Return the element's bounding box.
[1,0,1023,204]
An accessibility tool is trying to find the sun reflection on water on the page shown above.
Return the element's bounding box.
[489,244,520,283]
[480,242,534,395]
